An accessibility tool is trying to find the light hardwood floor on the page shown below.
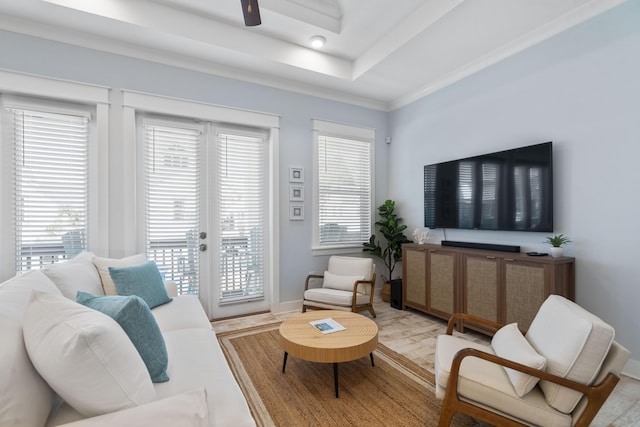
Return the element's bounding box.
[211,296,640,426]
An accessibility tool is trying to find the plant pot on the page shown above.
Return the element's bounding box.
[381,282,391,302]
[549,247,564,257]
[389,279,403,310]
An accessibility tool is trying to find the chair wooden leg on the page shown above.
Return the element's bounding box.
[439,374,460,427]
[438,402,455,427]
[368,306,376,318]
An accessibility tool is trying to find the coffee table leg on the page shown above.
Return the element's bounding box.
[333,363,339,398]
[370,352,375,367]
[282,352,288,373]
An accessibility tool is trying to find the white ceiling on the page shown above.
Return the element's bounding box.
[0,0,627,110]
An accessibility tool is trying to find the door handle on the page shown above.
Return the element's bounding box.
[199,243,207,252]
[199,232,207,239]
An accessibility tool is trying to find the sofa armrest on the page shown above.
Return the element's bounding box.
[56,388,208,427]
[164,281,178,298]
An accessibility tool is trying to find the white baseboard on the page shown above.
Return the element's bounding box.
[622,358,640,380]
[270,299,302,314]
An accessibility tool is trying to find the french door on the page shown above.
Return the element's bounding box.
[141,116,271,319]
[206,126,270,318]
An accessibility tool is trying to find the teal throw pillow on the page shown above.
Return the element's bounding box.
[108,261,172,309]
[76,291,170,383]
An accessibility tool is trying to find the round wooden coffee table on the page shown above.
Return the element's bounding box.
[279,310,378,397]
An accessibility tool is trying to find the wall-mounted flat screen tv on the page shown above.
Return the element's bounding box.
[424,142,553,232]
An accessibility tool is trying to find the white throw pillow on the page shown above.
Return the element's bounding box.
[0,314,55,427]
[0,270,62,323]
[322,270,365,292]
[93,253,146,295]
[491,323,547,397]
[43,251,104,300]
[57,388,209,427]
[23,291,156,417]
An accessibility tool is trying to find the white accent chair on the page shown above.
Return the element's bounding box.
[435,295,630,427]
[302,256,377,318]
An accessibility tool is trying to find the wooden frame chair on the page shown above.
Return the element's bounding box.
[435,296,630,427]
[302,256,376,318]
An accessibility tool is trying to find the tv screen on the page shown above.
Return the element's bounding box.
[424,142,553,232]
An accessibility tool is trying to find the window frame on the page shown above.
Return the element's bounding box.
[312,119,375,256]
[0,70,108,281]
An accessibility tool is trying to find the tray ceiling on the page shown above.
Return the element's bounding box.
[0,0,627,110]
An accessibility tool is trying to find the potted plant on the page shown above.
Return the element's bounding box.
[363,199,413,302]
[545,234,571,257]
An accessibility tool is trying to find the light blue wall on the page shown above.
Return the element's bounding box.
[2,0,639,367]
[0,30,389,304]
[389,0,640,362]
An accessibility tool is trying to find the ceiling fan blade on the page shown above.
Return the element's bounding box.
[240,0,261,26]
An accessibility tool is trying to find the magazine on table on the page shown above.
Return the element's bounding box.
[309,317,346,334]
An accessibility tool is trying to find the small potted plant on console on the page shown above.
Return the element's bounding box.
[545,234,571,257]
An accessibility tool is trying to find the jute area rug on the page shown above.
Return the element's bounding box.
[217,323,476,427]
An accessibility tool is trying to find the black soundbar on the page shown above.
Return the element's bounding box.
[441,240,521,253]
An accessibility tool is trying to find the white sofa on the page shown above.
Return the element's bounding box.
[0,252,255,427]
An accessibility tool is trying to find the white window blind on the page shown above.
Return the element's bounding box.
[317,134,373,247]
[217,130,266,303]
[143,122,201,295]
[10,107,89,272]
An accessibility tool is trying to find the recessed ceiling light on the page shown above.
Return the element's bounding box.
[310,35,326,49]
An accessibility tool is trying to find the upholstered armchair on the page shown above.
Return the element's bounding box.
[435,295,630,427]
[302,256,377,318]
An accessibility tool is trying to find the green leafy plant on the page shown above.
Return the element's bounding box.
[545,234,571,248]
[363,200,413,282]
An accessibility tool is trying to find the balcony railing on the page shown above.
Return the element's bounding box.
[148,240,198,295]
[19,236,261,300]
[18,244,69,270]
[18,241,199,296]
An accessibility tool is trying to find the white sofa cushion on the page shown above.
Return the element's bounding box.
[157,328,255,427]
[43,251,104,300]
[321,270,364,292]
[54,388,209,427]
[526,295,615,413]
[93,253,146,295]
[0,315,55,427]
[435,334,571,427]
[23,291,156,417]
[491,323,547,397]
[152,294,212,332]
